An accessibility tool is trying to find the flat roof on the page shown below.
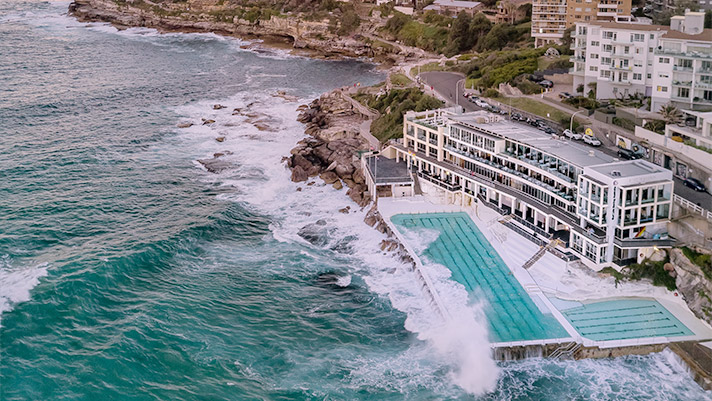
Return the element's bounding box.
[448,114,616,168]
[431,0,482,7]
[588,160,669,179]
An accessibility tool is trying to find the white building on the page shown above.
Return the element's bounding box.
[374,107,675,269]
[572,11,712,112]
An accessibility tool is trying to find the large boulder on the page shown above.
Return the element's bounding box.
[320,171,339,185]
[671,248,712,325]
[291,165,309,182]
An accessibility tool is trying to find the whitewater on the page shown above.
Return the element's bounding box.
[1,1,711,399]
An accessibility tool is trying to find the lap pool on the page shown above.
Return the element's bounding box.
[391,212,569,343]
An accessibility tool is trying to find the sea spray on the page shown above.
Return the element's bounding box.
[419,303,500,395]
[0,256,49,327]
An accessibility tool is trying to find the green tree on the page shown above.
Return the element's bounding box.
[446,11,474,54]
[338,9,361,35]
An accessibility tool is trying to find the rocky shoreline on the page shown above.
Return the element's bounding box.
[68,0,401,61]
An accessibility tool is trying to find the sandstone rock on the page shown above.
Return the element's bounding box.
[291,166,308,182]
[671,248,712,325]
[319,171,339,185]
[177,122,193,128]
[338,206,349,214]
[197,157,232,173]
[216,136,226,142]
[202,118,216,125]
[213,104,226,110]
[332,181,343,190]
[296,187,302,192]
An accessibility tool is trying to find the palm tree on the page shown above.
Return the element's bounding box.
[659,103,682,125]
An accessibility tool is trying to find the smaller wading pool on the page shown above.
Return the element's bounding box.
[558,298,693,341]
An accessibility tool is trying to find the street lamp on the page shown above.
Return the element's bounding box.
[570,109,585,133]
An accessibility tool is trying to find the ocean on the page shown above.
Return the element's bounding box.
[1,1,710,400]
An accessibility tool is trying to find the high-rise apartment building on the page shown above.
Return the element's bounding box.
[532,0,632,48]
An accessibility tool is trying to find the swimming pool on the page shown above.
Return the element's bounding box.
[391,212,569,343]
[559,298,694,341]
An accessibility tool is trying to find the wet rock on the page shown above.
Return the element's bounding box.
[177,122,193,128]
[216,136,226,142]
[291,165,308,182]
[298,220,332,246]
[213,104,226,110]
[320,171,339,185]
[332,181,343,190]
[338,206,350,214]
[197,157,232,174]
[202,118,216,125]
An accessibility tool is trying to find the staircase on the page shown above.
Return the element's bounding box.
[499,214,515,224]
[412,172,423,195]
[549,342,582,359]
[522,239,562,269]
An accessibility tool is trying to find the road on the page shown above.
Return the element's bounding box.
[417,71,712,209]
[420,71,483,112]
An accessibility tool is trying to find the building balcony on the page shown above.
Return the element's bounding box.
[655,49,712,60]
[611,64,633,71]
[597,2,619,8]
[695,81,712,89]
[673,65,694,72]
[672,80,692,87]
[570,56,586,62]
[610,52,633,58]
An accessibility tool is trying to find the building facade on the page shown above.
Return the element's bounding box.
[379,107,675,269]
[572,11,712,111]
[533,0,633,47]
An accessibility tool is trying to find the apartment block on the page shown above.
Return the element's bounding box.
[533,0,632,47]
[572,11,712,111]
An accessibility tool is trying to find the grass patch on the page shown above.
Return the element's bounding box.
[410,62,445,76]
[390,73,412,87]
[496,97,571,123]
[360,88,443,142]
[538,54,572,71]
[600,256,676,291]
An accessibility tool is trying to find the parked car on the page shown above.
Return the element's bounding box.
[617,147,641,160]
[544,127,557,135]
[538,80,554,89]
[563,129,582,140]
[529,74,544,83]
[475,99,489,108]
[683,177,707,192]
[511,113,523,121]
[582,135,602,146]
[559,91,574,100]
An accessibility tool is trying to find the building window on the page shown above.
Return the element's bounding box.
[647,73,651,79]
[705,90,712,101]
[590,53,599,59]
[659,57,670,64]
[677,59,693,68]
[591,41,599,46]
[650,34,655,39]
[633,33,644,42]
[601,70,611,78]
[603,31,614,39]
[603,44,613,52]
[633,73,642,80]
[677,87,689,98]
[590,66,598,71]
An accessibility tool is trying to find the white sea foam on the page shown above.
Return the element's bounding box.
[0,255,49,328]
[170,87,501,395]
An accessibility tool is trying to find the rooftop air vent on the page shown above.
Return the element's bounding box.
[611,170,622,177]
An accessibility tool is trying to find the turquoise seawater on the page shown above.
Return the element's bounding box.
[1,1,712,400]
[391,213,568,343]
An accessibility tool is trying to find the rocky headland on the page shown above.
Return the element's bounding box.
[68,0,403,61]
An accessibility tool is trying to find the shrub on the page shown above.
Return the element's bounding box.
[482,88,500,98]
[612,116,636,131]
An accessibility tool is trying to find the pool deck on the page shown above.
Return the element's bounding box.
[377,195,712,352]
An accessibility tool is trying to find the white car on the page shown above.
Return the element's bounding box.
[475,99,489,108]
[583,135,602,146]
[563,129,582,140]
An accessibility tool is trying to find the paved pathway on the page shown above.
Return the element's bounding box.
[340,89,381,150]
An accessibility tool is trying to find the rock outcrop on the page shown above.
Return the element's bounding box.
[287,90,371,207]
[671,247,712,325]
[68,0,398,60]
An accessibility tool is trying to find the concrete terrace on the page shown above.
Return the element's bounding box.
[377,195,712,352]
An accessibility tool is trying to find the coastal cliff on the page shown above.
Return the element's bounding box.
[68,0,396,59]
[671,247,712,325]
